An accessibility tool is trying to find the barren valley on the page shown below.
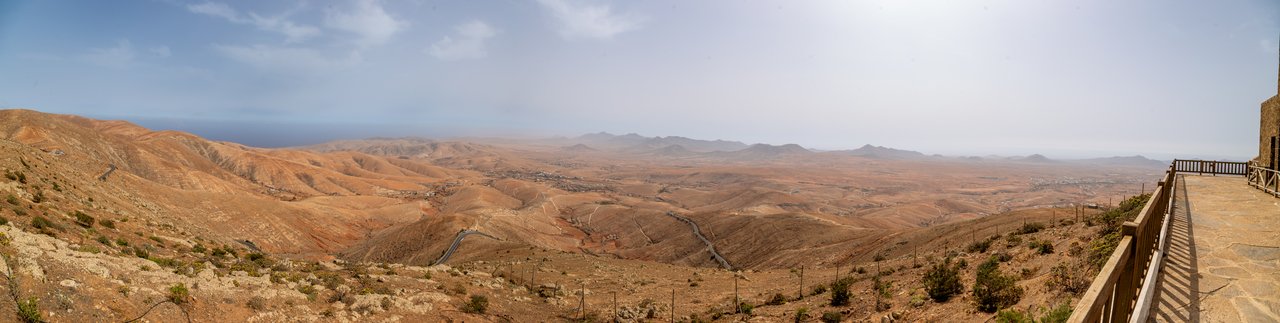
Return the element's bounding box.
[0,109,1163,322]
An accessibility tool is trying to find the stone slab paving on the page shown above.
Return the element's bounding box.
[1150,175,1280,322]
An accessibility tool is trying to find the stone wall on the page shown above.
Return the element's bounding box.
[1262,95,1280,169]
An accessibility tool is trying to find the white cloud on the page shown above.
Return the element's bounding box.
[187,2,238,21]
[428,21,499,60]
[536,0,643,40]
[187,2,320,43]
[213,44,360,72]
[149,46,172,58]
[81,39,136,68]
[324,0,408,46]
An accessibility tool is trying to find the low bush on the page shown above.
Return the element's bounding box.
[462,295,488,314]
[923,257,964,302]
[766,293,787,305]
[967,238,993,253]
[73,211,94,228]
[995,308,1033,323]
[995,302,1072,323]
[1033,241,1054,255]
[829,278,851,306]
[972,256,1023,313]
[168,283,189,304]
[820,311,842,323]
[1016,222,1044,235]
[793,307,809,323]
[31,216,59,235]
[810,284,827,296]
[246,296,266,311]
[17,297,40,323]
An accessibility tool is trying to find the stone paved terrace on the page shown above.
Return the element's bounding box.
[1149,175,1280,322]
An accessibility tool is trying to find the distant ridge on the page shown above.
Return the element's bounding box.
[571,132,748,152]
[1070,155,1166,167]
[1016,154,1055,163]
[710,143,812,160]
[836,144,926,160]
[561,143,596,152]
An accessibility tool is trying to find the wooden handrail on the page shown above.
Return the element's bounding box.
[1072,159,1272,322]
[1247,162,1280,197]
[1070,162,1179,323]
[1172,159,1248,176]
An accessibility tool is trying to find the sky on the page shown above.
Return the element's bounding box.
[1,0,1278,160]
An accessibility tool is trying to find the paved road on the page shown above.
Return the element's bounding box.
[665,211,734,270]
[433,230,498,265]
[97,164,116,181]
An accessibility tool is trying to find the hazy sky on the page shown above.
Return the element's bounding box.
[1,0,1277,159]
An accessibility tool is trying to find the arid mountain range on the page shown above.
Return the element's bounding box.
[0,109,1163,321]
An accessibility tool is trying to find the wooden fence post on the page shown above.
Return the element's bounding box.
[1113,223,1139,322]
[734,273,740,313]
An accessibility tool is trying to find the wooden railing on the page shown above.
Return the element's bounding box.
[1247,162,1280,197]
[1070,159,1246,323]
[1172,159,1248,176]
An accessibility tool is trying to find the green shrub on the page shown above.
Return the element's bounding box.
[31,216,58,235]
[811,284,827,296]
[972,256,1023,313]
[793,307,809,323]
[30,191,42,204]
[462,295,488,314]
[1017,222,1044,235]
[967,238,993,253]
[0,216,7,226]
[992,251,1013,262]
[1039,302,1073,323]
[168,283,189,304]
[923,257,964,302]
[995,308,1033,323]
[1033,241,1054,255]
[297,285,318,301]
[1086,195,1148,270]
[995,302,1072,323]
[17,296,40,323]
[73,211,94,228]
[766,293,787,305]
[820,311,842,323]
[3,195,15,205]
[246,296,266,311]
[737,302,754,315]
[100,219,115,229]
[829,278,851,306]
[115,238,128,246]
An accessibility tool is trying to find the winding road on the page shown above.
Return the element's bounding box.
[97,164,116,181]
[664,211,734,270]
[432,229,498,265]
